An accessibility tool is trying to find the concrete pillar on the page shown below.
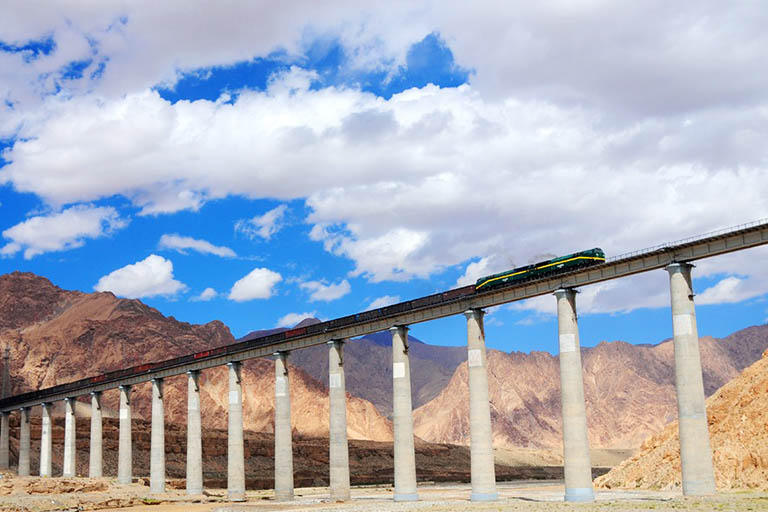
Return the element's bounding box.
[328,340,350,501]
[62,398,77,477]
[19,407,30,476]
[227,361,246,501]
[89,392,103,478]
[464,309,498,501]
[186,370,203,495]
[0,411,8,469]
[1,346,9,399]
[555,288,595,502]
[390,326,418,502]
[274,352,294,501]
[150,378,165,493]
[117,385,132,484]
[666,263,716,495]
[40,402,52,477]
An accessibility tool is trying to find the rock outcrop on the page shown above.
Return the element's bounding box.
[595,348,768,491]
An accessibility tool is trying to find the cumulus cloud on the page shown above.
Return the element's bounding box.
[300,279,351,302]
[191,287,218,302]
[235,205,288,241]
[228,267,282,301]
[1,205,127,259]
[276,311,317,328]
[366,295,400,310]
[158,233,236,258]
[2,3,768,314]
[94,254,186,298]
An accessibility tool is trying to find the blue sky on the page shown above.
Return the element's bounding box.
[1,3,767,354]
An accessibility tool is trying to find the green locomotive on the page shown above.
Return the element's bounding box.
[475,248,606,291]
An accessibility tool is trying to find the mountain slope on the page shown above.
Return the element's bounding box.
[0,272,392,441]
[413,326,768,450]
[596,348,768,490]
[287,330,467,417]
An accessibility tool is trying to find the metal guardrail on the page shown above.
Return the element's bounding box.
[606,218,768,263]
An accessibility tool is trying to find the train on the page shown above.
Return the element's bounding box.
[0,247,605,409]
[475,248,606,291]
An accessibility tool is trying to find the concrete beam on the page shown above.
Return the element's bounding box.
[7,218,768,412]
[89,392,103,478]
[328,340,350,501]
[464,309,497,501]
[186,370,203,495]
[40,402,52,477]
[0,411,8,469]
[117,385,132,484]
[227,362,246,501]
[390,326,418,502]
[667,263,716,495]
[18,407,30,476]
[150,378,165,493]
[555,289,594,502]
[274,352,293,501]
[62,398,76,477]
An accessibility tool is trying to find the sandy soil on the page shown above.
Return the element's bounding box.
[2,476,767,512]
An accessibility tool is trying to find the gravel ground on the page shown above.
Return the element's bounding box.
[3,479,767,512]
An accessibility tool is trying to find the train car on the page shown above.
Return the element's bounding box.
[475,248,605,291]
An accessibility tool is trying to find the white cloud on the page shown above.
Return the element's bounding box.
[94,254,186,298]
[1,205,127,259]
[158,233,236,258]
[2,4,768,314]
[191,287,218,302]
[276,311,317,328]
[300,279,351,302]
[697,276,768,306]
[366,295,400,310]
[228,267,282,301]
[235,205,288,241]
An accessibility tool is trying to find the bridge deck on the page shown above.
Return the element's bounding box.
[2,219,767,411]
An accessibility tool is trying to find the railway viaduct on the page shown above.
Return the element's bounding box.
[1,219,767,502]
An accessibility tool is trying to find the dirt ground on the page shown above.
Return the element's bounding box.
[1,477,767,512]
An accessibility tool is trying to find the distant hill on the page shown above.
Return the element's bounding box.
[413,326,768,450]
[0,272,392,441]
[3,270,767,456]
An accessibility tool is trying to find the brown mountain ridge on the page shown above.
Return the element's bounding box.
[0,272,393,442]
[2,271,767,458]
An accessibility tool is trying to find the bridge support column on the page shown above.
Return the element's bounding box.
[274,352,293,501]
[40,402,52,477]
[186,370,203,495]
[19,407,30,476]
[118,385,132,484]
[0,411,9,469]
[555,288,595,503]
[464,309,498,501]
[328,340,350,501]
[62,398,77,477]
[666,263,716,495]
[89,392,102,478]
[150,378,165,493]
[227,361,246,501]
[390,326,418,502]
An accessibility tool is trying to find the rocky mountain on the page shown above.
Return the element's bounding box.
[412,326,768,451]
[285,329,467,417]
[3,271,767,456]
[0,272,392,441]
[596,347,768,491]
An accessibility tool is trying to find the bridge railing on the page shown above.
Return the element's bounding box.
[606,218,768,263]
